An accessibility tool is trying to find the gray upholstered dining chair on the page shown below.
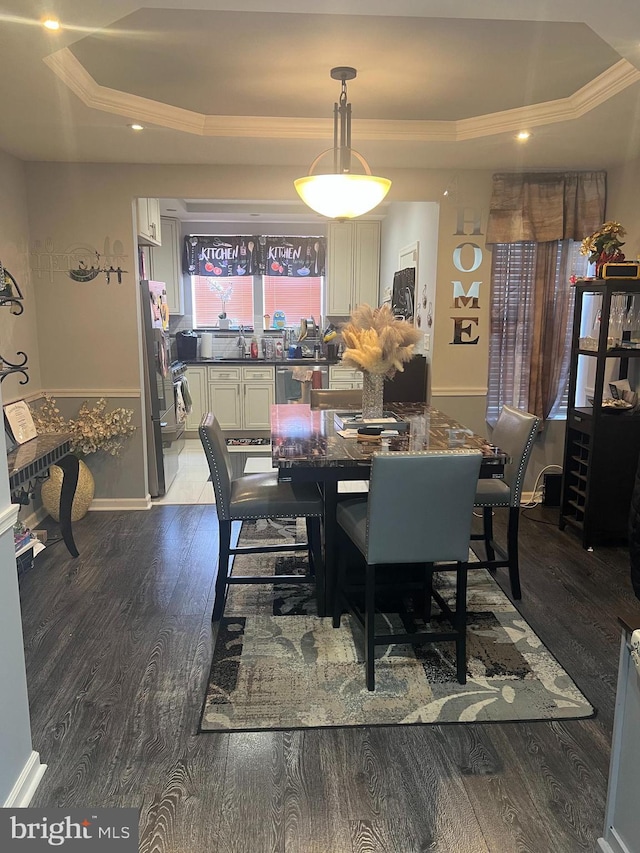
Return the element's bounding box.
[471,404,541,600]
[199,413,324,621]
[310,388,363,410]
[310,387,369,496]
[333,449,482,691]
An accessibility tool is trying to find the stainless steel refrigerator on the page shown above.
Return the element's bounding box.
[139,279,184,497]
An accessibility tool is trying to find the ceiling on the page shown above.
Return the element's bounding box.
[2,1,640,180]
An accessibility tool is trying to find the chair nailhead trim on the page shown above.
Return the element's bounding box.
[201,429,230,519]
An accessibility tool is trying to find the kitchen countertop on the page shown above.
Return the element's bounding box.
[182,357,342,366]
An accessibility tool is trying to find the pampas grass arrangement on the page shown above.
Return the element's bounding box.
[341,304,421,377]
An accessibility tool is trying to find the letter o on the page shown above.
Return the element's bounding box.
[453,242,483,273]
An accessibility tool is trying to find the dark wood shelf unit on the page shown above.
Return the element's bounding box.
[560,279,640,548]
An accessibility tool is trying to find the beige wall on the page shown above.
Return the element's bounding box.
[432,171,492,396]
[607,159,640,256]
[21,161,576,498]
[0,149,42,403]
[379,201,440,363]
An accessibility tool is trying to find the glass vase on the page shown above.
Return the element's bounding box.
[361,371,385,419]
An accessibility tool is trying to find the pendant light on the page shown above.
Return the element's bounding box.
[294,67,391,220]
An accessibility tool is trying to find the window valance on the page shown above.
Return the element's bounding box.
[485,171,606,244]
[184,235,326,277]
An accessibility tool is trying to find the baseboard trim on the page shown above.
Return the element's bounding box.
[16,504,48,531]
[89,496,152,511]
[597,829,631,853]
[3,751,47,807]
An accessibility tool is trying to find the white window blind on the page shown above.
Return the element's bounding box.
[191,275,254,328]
[263,275,323,327]
[486,243,536,424]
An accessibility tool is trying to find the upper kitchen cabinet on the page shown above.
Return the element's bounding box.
[151,217,184,315]
[136,198,162,246]
[326,220,380,315]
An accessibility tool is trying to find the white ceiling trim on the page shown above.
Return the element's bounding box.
[454,59,640,141]
[44,48,640,144]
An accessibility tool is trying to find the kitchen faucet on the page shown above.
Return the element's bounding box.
[237,325,247,358]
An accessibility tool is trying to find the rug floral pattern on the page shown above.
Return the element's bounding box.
[200,520,594,732]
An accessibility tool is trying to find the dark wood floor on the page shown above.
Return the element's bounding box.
[17,497,640,853]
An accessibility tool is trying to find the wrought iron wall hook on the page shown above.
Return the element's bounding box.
[0,350,29,384]
[0,262,25,314]
[68,251,127,284]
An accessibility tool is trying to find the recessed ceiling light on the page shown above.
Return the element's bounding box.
[129,124,144,131]
[516,130,532,141]
[43,18,60,30]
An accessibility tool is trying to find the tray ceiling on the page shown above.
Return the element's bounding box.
[1,0,640,170]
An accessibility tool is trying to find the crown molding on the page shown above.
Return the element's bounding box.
[454,59,640,140]
[44,49,640,143]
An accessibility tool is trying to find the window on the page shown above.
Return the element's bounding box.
[263,275,323,327]
[487,240,588,423]
[191,275,254,328]
[191,274,324,330]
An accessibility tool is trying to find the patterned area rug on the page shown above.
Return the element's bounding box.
[199,520,594,732]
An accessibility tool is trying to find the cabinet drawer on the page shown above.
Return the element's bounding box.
[330,365,361,382]
[242,366,274,382]
[208,366,241,381]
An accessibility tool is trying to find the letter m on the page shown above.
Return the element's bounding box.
[451,280,481,309]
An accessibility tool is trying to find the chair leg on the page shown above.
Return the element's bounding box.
[507,507,522,600]
[423,563,434,625]
[307,517,325,614]
[455,563,468,685]
[483,506,496,565]
[305,516,316,576]
[212,519,232,621]
[332,532,348,629]
[365,563,376,691]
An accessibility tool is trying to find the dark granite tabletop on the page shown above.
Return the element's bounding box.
[271,403,507,479]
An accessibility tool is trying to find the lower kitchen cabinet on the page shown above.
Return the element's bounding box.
[243,382,275,428]
[208,365,274,431]
[209,382,243,430]
[184,366,207,431]
[329,365,363,390]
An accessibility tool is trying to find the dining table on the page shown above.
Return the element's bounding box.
[270,402,508,616]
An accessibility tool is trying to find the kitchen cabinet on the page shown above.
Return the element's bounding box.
[560,279,640,547]
[208,365,274,431]
[136,197,161,246]
[184,366,207,432]
[329,364,363,389]
[152,217,184,315]
[326,220,380,315]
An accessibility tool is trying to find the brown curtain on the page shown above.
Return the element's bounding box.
[486,171,606,420]
[527,242,573,420]
[485,171,606,244]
